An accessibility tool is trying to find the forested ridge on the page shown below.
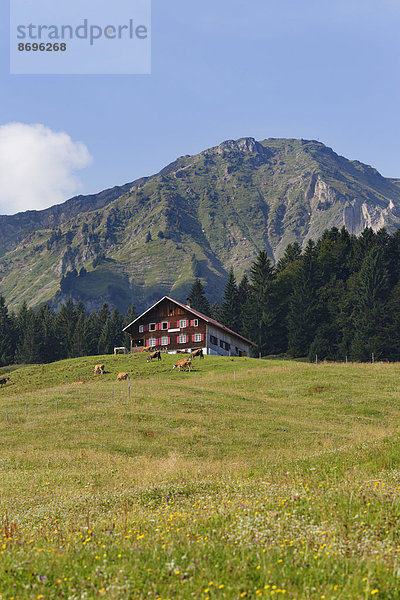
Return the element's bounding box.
[1,226,400,365]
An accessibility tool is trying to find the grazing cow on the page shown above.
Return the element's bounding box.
[117,372,129,381]
[190,348,204,360]
[147,350,161,362]
[94,364,104,375]
[114,347,128,355]
[0,377,10,388]
[173,358,192,372]
[141,346,151,353]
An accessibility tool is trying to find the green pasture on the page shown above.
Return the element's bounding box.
[1,355,400,599]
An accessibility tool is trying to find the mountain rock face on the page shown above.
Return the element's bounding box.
[1,137,400,313]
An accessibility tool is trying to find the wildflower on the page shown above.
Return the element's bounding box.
[371,591,379,596]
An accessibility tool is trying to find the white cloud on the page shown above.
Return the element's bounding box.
[0,123,92,215]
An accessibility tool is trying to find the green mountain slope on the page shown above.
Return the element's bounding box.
[1,137,400,313]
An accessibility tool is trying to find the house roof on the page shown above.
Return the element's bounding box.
[123,296,256,346]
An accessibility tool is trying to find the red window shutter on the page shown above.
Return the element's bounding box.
[155,323,159,331]
[201,334,204,341]
[168,337,171,344]
[168,322,171,329]
[192,334,195,342]
[190,319,194,326]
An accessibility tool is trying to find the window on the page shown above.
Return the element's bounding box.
[148,338,156,347]
[161,336,169,346]
[220,340,224,348]
[179,319,187,328]
[161,321,168,330]
[225,342,231,351]
[139,325,144,333]
[194,333,202,343]
[192,319,198,327]
[149,323,156,332]
[178,334,187,344]
[210,335,218,346]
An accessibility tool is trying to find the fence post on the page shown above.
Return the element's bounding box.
[316,354,318,367]
[283,359,285,370]
[346,355,348,365]
[372,353,375,364]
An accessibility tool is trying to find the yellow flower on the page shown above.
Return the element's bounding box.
[371,591,379,596]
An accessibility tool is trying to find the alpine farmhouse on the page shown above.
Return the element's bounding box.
[123,296,254,357]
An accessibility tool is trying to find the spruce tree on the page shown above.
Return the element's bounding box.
[218,268,240,331]
[0,296,16,366]
[188,279,211,316]
[123,303,137,349]
[243,251,275,356]
[287,240,320,358]
[15,308,42,364]
[56,298,78,358]
[36,304,59,363]
[350,247,389,361]
[237,274,250,335]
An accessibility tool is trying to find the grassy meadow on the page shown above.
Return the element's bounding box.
[1,354,400,598]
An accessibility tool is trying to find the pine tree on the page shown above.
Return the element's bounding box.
[218,269,240,331]
[188,279,211,316]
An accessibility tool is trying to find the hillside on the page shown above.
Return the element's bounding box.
[2,137,400,312]
[1,355,400,598]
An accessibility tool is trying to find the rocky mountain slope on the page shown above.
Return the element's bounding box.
[1,137,400,313]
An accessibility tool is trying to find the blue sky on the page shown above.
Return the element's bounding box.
[1,0,400,213]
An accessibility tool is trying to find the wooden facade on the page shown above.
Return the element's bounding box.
[123,296,254,357]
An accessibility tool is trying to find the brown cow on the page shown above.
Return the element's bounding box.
[117,372,129,381]
[0,377,10,388]
[141,346,151,352]
[94,364,104,375]
[147,350,161,362]
[173,358,192,372]
[190,348,204,359]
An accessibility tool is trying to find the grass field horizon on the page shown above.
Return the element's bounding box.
[1,354,400,599]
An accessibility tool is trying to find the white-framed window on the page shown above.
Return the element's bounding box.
[139,325,144,333]
[193,319,198,327]
[179,319,187,328]
[161,336,169,345]
[148,338,156,347]
[178,334,187,344]
[194,333,202,342]
[161,321,168,330]
[149,323,156,331]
